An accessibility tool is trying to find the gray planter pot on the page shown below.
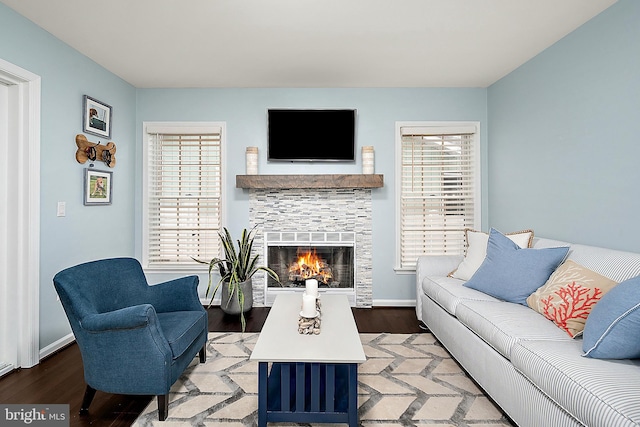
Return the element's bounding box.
[220,278,253,315]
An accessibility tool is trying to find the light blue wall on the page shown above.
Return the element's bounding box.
[136,88,489,303]
[0,3,137,349]
[487,0,640,252]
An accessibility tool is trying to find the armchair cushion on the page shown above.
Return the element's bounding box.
[157,311,208,359]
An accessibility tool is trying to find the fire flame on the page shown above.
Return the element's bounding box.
[288,249,333,284]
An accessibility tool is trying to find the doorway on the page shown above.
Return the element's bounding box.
[0,58,41,375]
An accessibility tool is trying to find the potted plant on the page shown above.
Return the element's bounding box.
[193,226,280,332]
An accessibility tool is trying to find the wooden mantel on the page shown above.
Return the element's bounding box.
[236,174,384,189]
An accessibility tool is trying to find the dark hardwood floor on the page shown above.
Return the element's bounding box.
[0,306,421,427]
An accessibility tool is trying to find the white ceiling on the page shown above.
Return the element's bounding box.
[2,0,617,88]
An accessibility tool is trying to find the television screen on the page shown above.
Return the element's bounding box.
[267,109,356,162]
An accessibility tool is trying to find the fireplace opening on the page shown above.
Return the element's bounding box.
[267,245,354,289]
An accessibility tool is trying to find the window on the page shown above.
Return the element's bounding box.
[395,122,480,270]
[143,122,224,269]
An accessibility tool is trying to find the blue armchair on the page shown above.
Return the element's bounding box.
[53,257,208,421]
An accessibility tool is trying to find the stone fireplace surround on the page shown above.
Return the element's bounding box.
[239,174,383,308]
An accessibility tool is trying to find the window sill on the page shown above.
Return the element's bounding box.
[394,267,416,274]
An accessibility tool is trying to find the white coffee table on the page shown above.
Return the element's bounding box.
[250,293,366,426]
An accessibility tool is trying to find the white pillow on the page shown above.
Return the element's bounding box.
[450,229,534,280]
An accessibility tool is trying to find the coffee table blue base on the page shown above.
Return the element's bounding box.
[257,361,358,426]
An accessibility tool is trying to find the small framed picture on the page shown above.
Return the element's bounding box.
[84,168,113,206]
[83,95,112,139]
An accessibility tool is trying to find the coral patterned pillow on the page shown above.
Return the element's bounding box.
[527,260,618,338]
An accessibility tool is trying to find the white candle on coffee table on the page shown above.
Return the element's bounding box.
[301,293,317,318]
[305,278,318,297]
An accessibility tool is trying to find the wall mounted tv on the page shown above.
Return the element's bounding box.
[267,109,356,162]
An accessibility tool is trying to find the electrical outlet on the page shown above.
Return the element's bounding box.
[57,202,66,217]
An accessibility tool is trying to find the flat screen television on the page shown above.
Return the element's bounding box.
[267,109,356,162]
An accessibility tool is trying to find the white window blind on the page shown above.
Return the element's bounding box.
[397,123,479,269]
[144,123,223,268]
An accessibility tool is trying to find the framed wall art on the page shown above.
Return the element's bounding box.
[83,95,112,139]
[84,168,113,206]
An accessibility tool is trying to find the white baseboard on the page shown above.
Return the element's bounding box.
[0,364,14,378]
[372,299,416,307]
[39,333,75,360]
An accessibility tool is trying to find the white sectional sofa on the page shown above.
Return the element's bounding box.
[416,234,640,427]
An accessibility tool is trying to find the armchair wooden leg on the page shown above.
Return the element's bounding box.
[158,394,169,421]
[199,344,206,363]
[79,385,96,415]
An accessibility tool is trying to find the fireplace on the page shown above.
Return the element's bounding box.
[264,232,356,305]
[247,187,374,307]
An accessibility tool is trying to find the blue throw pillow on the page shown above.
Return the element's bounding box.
[583,275,640,359]
[463,228,569,305]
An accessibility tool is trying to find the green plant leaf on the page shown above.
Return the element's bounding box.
[193,225,281,332]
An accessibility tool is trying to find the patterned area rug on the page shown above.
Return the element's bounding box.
[133,332,514,426]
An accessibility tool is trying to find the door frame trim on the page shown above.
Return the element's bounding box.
[0,58,41,369]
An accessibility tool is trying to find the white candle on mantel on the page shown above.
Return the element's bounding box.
[301,293,317,318]
[305,278,318,297]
